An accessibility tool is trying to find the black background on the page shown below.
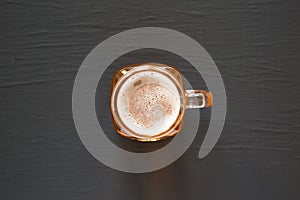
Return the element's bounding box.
[1,0,299,199]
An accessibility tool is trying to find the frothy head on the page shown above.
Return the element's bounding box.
[116,70,180,136]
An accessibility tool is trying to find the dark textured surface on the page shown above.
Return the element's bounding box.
[1,0,299,199]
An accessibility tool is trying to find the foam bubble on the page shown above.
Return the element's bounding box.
[117,70,180,136]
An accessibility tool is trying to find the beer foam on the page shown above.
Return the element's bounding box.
[117,70,180,136]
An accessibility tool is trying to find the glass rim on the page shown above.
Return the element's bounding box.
[110,64,186,139]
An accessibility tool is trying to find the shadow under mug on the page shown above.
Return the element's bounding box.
[110,63,212,142]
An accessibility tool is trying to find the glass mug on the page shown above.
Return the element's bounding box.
[110,63,212,142]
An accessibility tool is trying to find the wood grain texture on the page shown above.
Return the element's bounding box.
[0,0,299,199]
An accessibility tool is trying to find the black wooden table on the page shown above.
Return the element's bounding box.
[1,0,299,199]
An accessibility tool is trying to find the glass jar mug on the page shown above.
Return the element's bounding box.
[110,63,212,142]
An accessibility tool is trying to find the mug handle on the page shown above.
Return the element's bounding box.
[185,90,213,109]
